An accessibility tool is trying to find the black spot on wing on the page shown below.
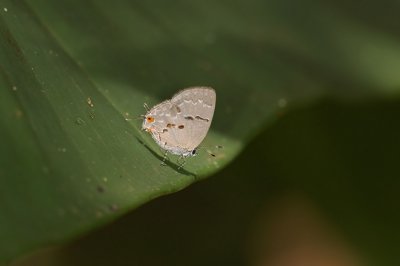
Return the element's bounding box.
[184,116,194,120]
[195,115,209,122]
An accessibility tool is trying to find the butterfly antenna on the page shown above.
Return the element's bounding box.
[135,114,145,120]
[143,103,150,112]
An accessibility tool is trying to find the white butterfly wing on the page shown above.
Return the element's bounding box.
[170,87,216,150]
[146,87,216,155]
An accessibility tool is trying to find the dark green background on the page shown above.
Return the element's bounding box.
[1,0,400,265]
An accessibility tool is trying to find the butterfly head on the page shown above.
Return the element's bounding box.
[142,115,155,132]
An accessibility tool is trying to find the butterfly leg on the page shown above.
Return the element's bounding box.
[177,155,187,170]
[160,149,169,166]
[153,132,169,166]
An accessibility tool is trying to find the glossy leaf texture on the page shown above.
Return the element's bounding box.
[1,0,400,263]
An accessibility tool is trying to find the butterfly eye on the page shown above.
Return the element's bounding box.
[146,116,155,123]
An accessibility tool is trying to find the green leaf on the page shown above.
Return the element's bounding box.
[1,0,400,263]
[12,100,400,266]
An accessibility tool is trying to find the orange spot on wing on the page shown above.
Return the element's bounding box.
[146,116,155,123]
